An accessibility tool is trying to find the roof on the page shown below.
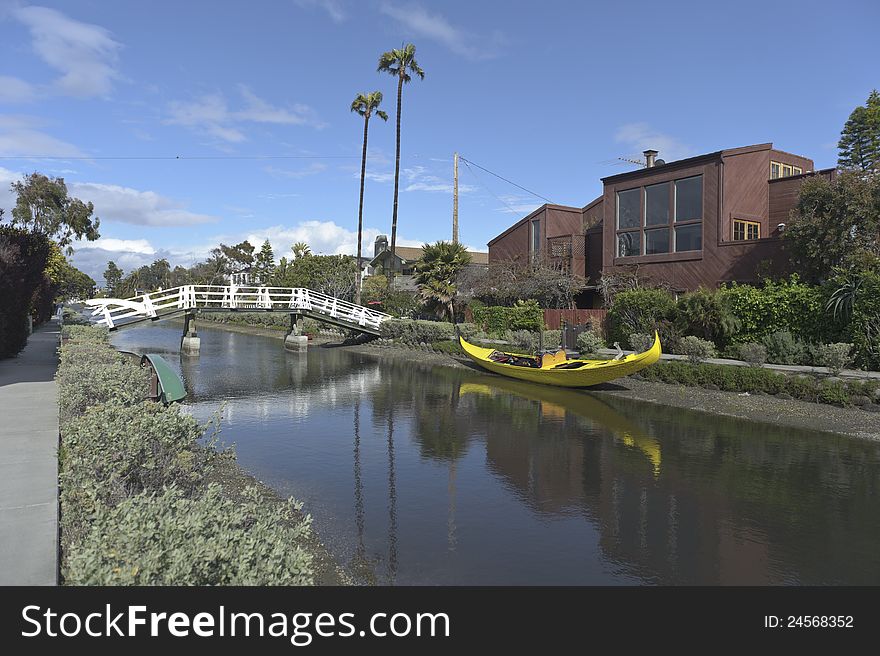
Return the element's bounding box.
[369,245,489,267]
[487,203,582,246]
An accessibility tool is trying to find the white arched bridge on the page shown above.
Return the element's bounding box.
[85,285,392,335]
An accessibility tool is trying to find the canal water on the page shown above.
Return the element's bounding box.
[112,323,880,585]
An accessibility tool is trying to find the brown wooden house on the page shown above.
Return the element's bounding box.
[487,143,834,307]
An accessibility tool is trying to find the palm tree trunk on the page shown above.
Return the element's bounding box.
[389,72,404,281]
[355,114,370,306]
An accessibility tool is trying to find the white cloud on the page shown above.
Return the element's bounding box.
[294,0,347,23]
[12,5,121,98]
[0,115,85,157]
[244,221,424,257]
[614,123,695,163]
[68,182,220,226]
[360,164,474,194]
[0,76,37,103]
[165,86,325,142]
[379,2,503,59]
[493,194,541,215]
[75,237,156,255]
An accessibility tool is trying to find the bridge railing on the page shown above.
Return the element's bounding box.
[85,285,392,331]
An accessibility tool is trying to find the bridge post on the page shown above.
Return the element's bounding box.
[284,312,307,352]
[181,310,201,355]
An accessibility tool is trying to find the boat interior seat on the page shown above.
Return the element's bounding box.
[540,350,568,369]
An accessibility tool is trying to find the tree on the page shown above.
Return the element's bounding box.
[103,261,123,296]
[291,241,311,260]
[351,90,389,305]
[377,43,425,268]
[838,90,880,172]
[784,171,880,282]
[470,260,585,309]
[413,241,471,321]
[219,240,255,271]
[9,172,100,254]
[253,239,276,284]
[272,254,358,301]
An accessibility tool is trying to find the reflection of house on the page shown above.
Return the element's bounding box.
[366,235,489,289]
[488,143,835,307]
[228,266,254,286]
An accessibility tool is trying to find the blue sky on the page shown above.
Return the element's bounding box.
[0,0,877,283]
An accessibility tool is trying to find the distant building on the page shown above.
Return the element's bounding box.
[488,143,835,307]
[228,266,254,286]
[366,235,488,289]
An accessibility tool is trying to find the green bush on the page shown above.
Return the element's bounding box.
[576,330,605,355]
[430,339,463,355]
[721,276,825,343]
[379,318,456,343]
[761,331,806,365]
[456,322,487,341]
[608,288,675,345]
[66,484,313,586]
[737,343,767,367]
[542,330,561,349]
[57,340,150,421]
[678,335,716,364]
[506,329,537,352]
[628,332,654,353]
[472,299,543,337]
[673,288,740,348]
[0,226,53,358]
[815,343,854,374]
[848,269,880,370]
[61,306,90,325]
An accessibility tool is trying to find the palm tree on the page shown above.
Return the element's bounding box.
[377,43,425,272]
[413,240,471,321]
[351,91,388,305]
[291,241,311,259]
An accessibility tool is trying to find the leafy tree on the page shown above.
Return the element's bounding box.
[219,240,255,271]
[9,172,100,254]
[784,171,880,282]
[413,241,471,321]
[377,43,425,266]
[253,239,276,284]
[103,261,123,296]
[838,90,880,172]
[470,260,584,309]
[273,254,358,301]
[45,244,95,301]
[351,90,388,304]
[291,241,311,259]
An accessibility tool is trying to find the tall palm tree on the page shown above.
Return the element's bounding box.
[377,43,425,274]
[291,241,311,259]
[351,91,388,305]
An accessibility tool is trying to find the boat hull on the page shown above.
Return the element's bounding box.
[458,333,661,387]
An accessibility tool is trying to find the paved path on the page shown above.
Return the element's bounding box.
[0,317,59,585]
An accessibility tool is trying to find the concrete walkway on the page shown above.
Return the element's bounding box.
[0,317,59,585]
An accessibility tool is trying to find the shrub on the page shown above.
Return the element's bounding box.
[720,276,825,343]
[542,330,561,349]
[577,330,605,355]
[506,329,537,352]
[57,341,150,421]
[65,484,313,586]
[472,299,543,336]
[673,288,740,348]
[607,288,675,345]
[761,331,806,365]
[678,336,716,364]
[456,322,487,341]
[628,332,654,353]
[0,226,53,358]
[379,318,456,343]
[61,306,90,325]
[737,343,767,367]
[817,379,850,406]
[815,343,854,375]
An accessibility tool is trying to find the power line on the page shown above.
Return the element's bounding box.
[460,158,528,215]
[458,155,554,203]
[0,155,359,160]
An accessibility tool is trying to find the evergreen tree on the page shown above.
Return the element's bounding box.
[838,89,880,171]
[103,261,123,296]
[253,239,276,284]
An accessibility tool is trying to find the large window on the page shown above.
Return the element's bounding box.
[770,161,802,179]
[733,219,760,241]
[615,174,703,257]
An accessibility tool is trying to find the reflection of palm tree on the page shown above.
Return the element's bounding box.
[353,400,366,565]
[387,413,398,583]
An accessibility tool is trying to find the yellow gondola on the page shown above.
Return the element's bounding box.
[458,331,661,388]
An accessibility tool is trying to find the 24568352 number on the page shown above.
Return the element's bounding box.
[787,616,853,628]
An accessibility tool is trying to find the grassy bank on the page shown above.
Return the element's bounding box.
[57,325,321,585]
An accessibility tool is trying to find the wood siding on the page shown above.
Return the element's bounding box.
[543,308,607,330]
[768,168,836,227]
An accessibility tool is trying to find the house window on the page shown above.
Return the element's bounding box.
[782,164,792,177]
[530,218,541,257]
[733,219,760,241]
[770,162,781,179]
[615,174,703,257]
[771,161,802,179]
[792,165,802,175]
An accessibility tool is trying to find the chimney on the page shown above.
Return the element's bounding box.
[374,234,389,257]
[644,149,658,168]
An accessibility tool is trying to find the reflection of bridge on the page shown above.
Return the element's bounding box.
[85,285,392,335]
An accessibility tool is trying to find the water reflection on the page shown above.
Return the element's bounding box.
[112,324,880,585]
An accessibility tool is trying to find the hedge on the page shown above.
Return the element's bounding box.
[472,300,543,336]
[0,226,52,358]
[57,326,315,585]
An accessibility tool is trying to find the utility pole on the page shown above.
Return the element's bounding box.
[452,152,459,244]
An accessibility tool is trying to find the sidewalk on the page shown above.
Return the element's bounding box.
[0,317,59,585]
